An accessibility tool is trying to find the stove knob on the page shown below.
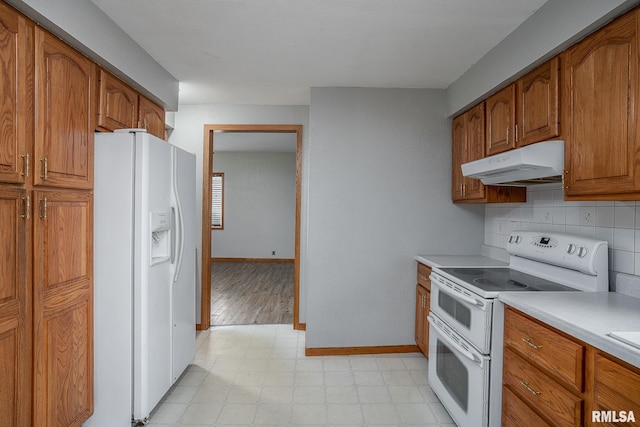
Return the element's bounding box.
[515,235,522,244]
[566,243,576,254]
[508,235,514,244]
[577,246,588,258]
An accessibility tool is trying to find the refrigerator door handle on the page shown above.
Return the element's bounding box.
[172,156,186,283]
[170,207,177,264]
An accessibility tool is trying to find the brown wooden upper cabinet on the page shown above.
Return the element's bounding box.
[517,57,560,147]
[486,58,560,156]
[34,28,95,190]
[452,103,526,203]
[0,2,32,186]
[96,69,139,132]
[485,85,516,156]
[138,95,166,140]
[562,9,640,199]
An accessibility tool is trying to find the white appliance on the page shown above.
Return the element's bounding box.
[428,231,608,427]
[87,130,197,426]
[461,140,564,186]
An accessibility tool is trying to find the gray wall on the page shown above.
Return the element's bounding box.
[7,0,178,109]
[305,87,484,348]
[446,0,640,116]
[212,152,297,259]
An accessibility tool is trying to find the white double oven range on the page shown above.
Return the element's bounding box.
[424,231,609,427]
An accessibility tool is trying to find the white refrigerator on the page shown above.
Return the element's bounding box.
[87,130,197,426]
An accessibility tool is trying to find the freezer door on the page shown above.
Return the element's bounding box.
[133,133,174,422]
[170,146,197,382]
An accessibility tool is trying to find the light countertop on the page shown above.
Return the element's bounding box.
[499,291,640,368]
[415,254,508,269]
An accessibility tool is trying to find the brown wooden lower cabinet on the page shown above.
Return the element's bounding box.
[32,190,93,426]
[503,306,640,427]
[415,263,431,357]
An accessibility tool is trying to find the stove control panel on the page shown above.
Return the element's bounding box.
[506,231,607,275]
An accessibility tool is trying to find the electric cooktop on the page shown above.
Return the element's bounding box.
[439,267,579,293]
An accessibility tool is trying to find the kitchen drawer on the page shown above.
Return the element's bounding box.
[417,263,431,290]
[504,307,585,392]
[503,347,583,427]
[502,385,553,427]
[594,352,640,426]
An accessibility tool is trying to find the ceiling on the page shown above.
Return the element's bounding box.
[90,0,548,106]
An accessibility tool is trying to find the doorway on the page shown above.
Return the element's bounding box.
[200,124,303,330]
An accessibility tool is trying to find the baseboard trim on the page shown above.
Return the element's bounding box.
[294,322,306,331]
[305,344,420,356]
[211,257,294,263]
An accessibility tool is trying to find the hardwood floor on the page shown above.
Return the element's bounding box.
[210,261,294,325]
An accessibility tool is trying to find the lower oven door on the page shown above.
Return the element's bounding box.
[430,272,492,354]
[428,313,490,427]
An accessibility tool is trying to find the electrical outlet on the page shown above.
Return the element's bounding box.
[272,250,276,256]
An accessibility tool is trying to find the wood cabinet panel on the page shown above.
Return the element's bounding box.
[415,263,431,357]
[0,187,29,427]
[504,307,584,392]
[138,95,166,140]
[517,57,560,146]
[503,347,583,427]
[593,353,640,426]
[34,28,94,190]
[32,190,93,427]
[97,69,138,131]
[503,385,553,427]
[0,3,33,185]
[486,85,516,156]
[451,114,466,201]
[563,10,640,197]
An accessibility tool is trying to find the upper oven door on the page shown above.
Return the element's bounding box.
[430,271,493,354]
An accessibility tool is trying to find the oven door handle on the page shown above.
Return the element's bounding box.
[430,275,486,309]
[428,314,484,368]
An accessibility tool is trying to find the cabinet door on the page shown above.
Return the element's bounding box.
[0,187,30,426]
[486,84,516,156]
[415,284,428,354]
[516,57,560,147]
[563,10,640,197]
[0,5,33,185]
[32,190,93,426]
[464,103,486,200]
[34,28,94,190]
[97,69,138,131]
[451,114,466,201]
[138,95,166,140]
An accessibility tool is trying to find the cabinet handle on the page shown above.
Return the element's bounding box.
[40,157,48,180]
[21,196,30,220]
[422,295,427,309]
[562,169,569,190]
[40,196,47,219]
[506,126,510,145]
[515,124,519,142]
[520,381,542,396]
[522,337,543,349]
[21,154,29,177]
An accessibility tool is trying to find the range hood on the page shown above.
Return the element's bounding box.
[461,140,564,186]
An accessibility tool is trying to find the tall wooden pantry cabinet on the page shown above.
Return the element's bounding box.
[0,3,95,426]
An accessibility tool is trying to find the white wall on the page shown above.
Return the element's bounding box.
[446,0,640,116]
[212,151,296,259]
[7,0,178,109]
[169,104,309,321]
[305,87,485,349]
[485,185,640,287]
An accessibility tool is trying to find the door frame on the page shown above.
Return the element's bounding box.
[200,124,303,330]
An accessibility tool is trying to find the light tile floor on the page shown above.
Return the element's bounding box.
[148,324,456,426]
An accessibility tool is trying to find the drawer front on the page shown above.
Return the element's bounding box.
[504,308,584,391]
[417,263,431,290]
[502,385,552,427]
[503,347,583,427]
[594,353,640,426]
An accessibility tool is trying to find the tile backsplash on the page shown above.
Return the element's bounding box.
[484,184,640,285]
